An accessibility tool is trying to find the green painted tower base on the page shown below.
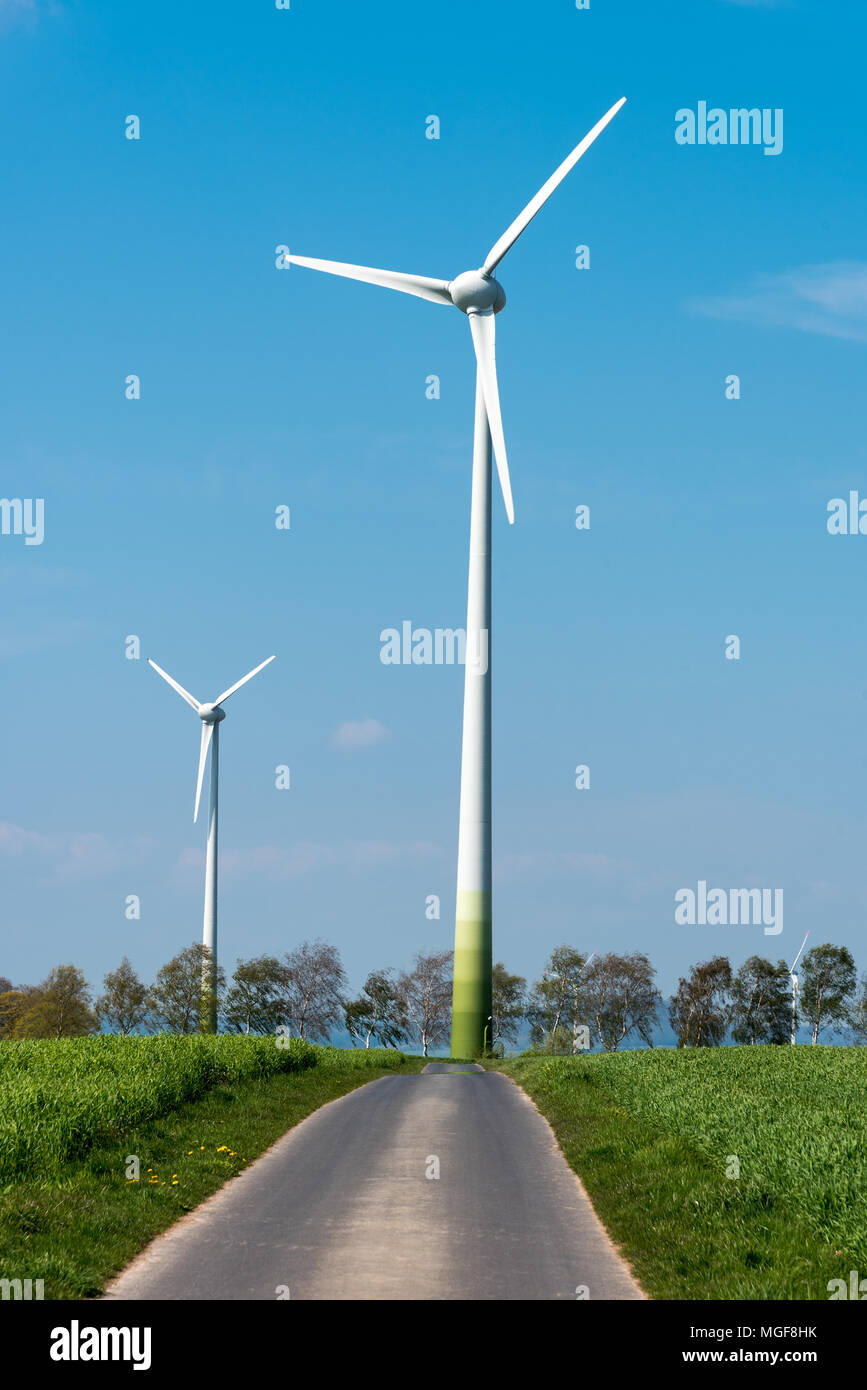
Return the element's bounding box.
[450,890,492,1058]
[450,376,492,1061]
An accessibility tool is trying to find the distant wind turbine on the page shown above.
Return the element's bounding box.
[789,931,809,1046]
[148,654,276,1032]
[285,98,626,1056]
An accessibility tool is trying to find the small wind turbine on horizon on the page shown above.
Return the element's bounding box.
[285,97,627,1056]
[789,930,809,1046]
[148,653,276,1033]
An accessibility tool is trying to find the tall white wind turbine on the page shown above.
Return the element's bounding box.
[789,930,809,1046]
[285,98,626,1055]
[148,654,276,1033]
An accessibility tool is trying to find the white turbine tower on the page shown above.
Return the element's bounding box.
[789,930,809,1046]
[285,98,626,1056]
[148,654,276,1033]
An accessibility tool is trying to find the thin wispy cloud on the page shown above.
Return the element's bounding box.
[0,0,64,33]
[330,718,390,751]
[0,0,43,18]
[0,0,62,10]
[178,839,442,880]
[0,822,155,880]
[495,850,626,883]
[0,564,85,594]
[0,618,92,660]
[688,262,867,341]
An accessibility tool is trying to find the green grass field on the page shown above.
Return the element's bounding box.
[0,1033,325,1182]
[499,1046,867,1300]
[3,1038,863,1301]
[0,1036,424,1297]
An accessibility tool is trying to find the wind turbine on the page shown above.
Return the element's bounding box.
[789,930,809,1046]
[285,98,626,1056]
[148,654,276,1033]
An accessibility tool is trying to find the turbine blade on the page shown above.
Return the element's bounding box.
[790,930,810,972]
[194,722,213,823]
[287,254,452,306]
[482,97,627,275]
[214,654,276,707]
[147,658,201,711]
[468,311,514,524]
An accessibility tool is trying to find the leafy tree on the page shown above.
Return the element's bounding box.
[281,940,346,1041]
[583,952,661,1052]
[223,954,288,1035]
[150,944,225,1034]
[491,962,526,1049]
[344,969,408,1049]
[95,957,150,1035]
[396,949,453,1057]
[526,946,589,1054]
[0,976,12,997]
[847,974,867,1044]
[799,943,856,1044]
[11,965,97,1038]
[730,956,790,1045]
[0,987,37,1038]
[669,956,731,1047]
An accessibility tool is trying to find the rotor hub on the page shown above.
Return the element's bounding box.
[198,704,226,724]
[449,269,506,315]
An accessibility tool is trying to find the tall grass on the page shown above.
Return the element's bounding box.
[0,1035,407,1182]
[508,1046,867,1263]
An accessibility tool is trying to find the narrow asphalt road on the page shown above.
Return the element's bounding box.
[104,1064,644,1301]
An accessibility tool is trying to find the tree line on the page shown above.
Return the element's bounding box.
[509,943,867,1052]
[1,939,865,1052]
[0,943,454,1056]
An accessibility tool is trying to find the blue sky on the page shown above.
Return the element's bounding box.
[1,0,866,1023]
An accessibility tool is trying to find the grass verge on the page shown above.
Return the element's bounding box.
[0,1047,424,1299]
[497,1049,865,1300]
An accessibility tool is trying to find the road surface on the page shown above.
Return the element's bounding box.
[103,1064,644,1301]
